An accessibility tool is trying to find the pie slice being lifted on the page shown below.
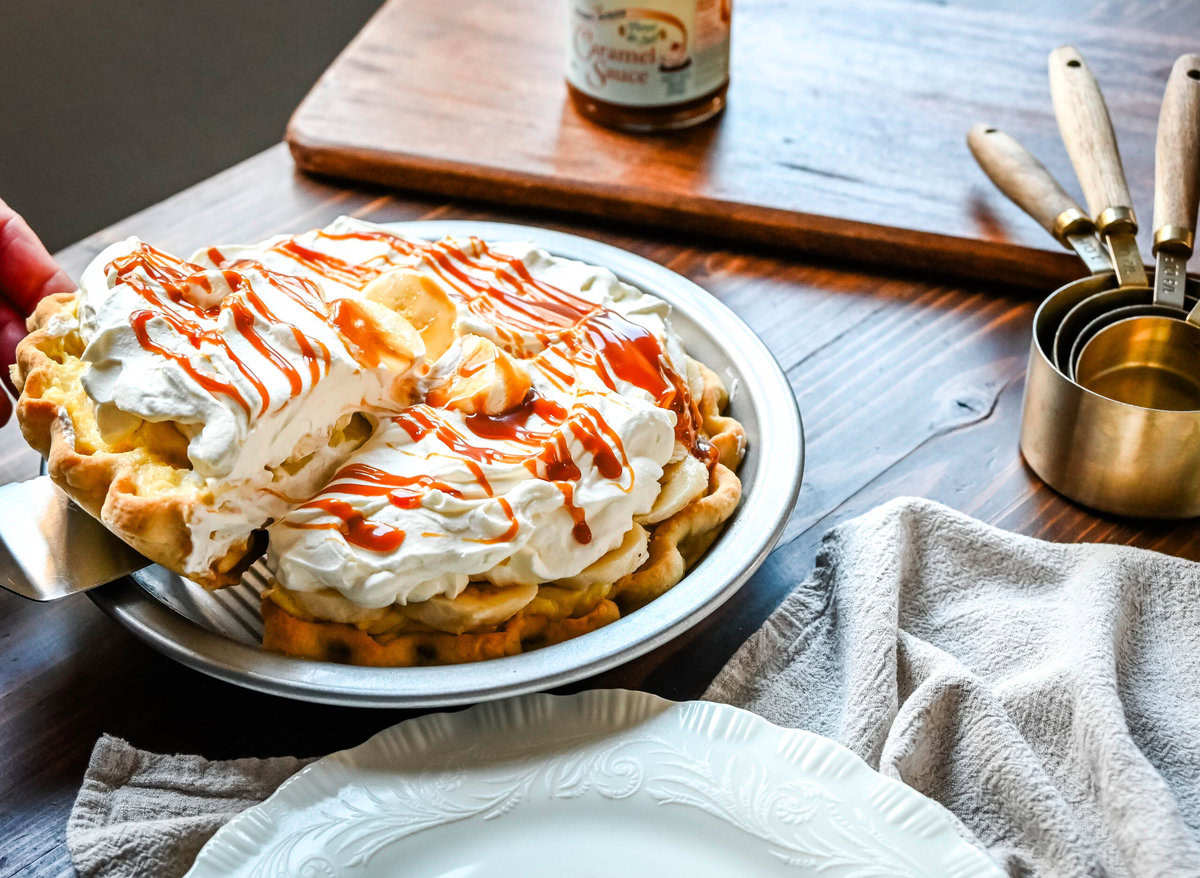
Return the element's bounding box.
[13,218,745,665]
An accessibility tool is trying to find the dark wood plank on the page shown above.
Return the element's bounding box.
[4,144,1199,876]
[287,0,1197,289]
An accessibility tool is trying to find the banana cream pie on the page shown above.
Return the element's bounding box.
[13,218,745,665]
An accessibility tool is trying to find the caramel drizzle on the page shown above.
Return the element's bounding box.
[422,238,598,333]
[285,463,482,552]
[111,244,337,417]
[268,229,600,336]
[128,310,256,416]
[234,228,710,553]
[271,238,382,287]
[312,385,632,549]
[557,482,592,544]
[287,498,407,552]
[468,498,521,545]
[569,310,705,458]
[313,463,464,509]
[285,300,708,552]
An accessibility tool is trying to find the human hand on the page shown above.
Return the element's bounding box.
[0,198,75,425]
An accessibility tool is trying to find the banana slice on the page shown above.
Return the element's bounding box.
[426,335,531,415]
[636,455,708,525]
[524,581,613,622]
[330,297,424,374]
[402,582,539,634]
[363,268,457,360]
[271,585,393,626]
[555,523,649,589]
[94,403,143,446]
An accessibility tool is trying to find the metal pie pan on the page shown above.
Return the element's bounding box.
[87,221,804,707]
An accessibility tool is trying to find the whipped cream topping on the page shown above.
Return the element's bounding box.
[262,219,714,609]
[80,238,420,480]
[268,321,679,607]
[76,235,423,574]
[71,217,711,598]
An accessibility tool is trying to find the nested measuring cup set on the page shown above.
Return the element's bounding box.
[970,47,1200,518]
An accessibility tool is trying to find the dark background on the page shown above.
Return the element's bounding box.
[0,0,384,253]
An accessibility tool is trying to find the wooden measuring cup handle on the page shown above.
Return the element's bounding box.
[1049,45,1137,231]
[1153,54,1200,256]
[967,124,1091,242]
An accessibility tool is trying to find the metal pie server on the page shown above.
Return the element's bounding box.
[0,475,149,600]
[1049,45,1149,289]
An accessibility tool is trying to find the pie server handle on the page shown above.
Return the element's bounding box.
[0,475,150,601]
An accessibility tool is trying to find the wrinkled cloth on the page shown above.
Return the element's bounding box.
[67,498,1200,876]
[706,497,1200,877]
[67,735,311,878]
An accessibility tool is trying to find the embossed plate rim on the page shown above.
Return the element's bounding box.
[87,221,804,707]
[185,690,1002,877]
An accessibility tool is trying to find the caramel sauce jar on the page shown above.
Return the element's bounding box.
[566,1,732,133]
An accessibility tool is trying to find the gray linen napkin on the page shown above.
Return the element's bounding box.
[67,736,311,878]
[67,498,1200,877]
[706,497,1200,876]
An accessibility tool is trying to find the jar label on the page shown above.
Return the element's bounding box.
[567,1,731,107]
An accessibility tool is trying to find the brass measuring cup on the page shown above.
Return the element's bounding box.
[1022,272,1200,518]
[969,91,1200,517]
[1075,306,1200,411]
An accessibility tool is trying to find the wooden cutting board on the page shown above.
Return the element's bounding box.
[287,0,1194,289]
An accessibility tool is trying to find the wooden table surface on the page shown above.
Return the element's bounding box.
[3,143,1199,876]
[287,0,1197,289]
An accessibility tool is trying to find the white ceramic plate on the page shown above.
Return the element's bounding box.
[187,690,1002,877]
[87,221,804,708]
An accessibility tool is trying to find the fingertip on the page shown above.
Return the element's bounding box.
[0,206,75,314]
[1,314,25,401]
